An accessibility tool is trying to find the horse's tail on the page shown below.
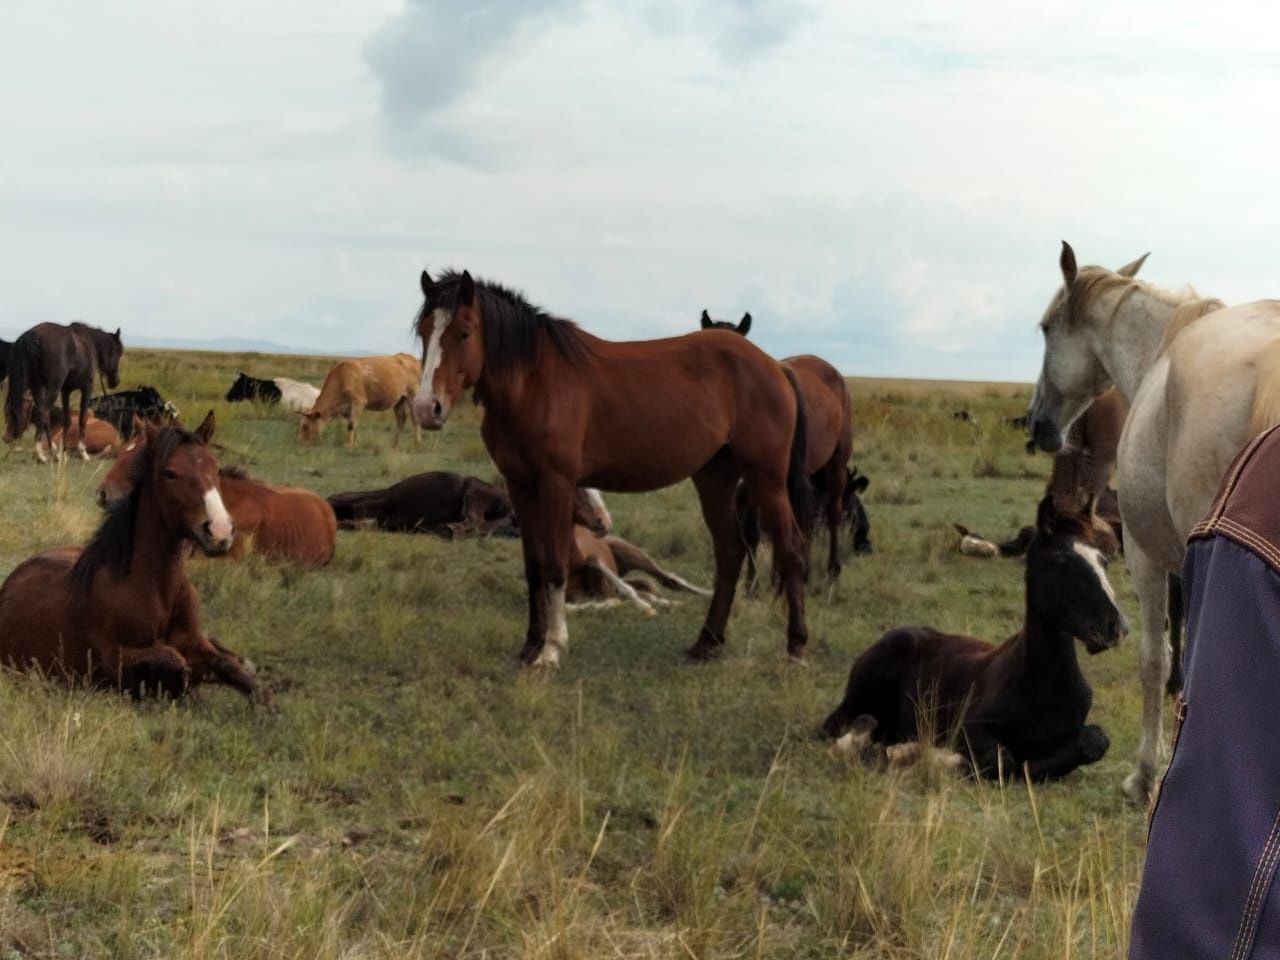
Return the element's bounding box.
[3,330,38,442]
[783,367,815,576]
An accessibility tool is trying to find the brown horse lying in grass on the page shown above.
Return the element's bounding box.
[822,497,1126,781]
[327,472,608,540]
[0,420,270,703]
[568,524,711,616]
[100,413,336,567]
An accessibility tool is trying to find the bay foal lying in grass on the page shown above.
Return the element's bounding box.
[0,420,270,704]
[822,496,1127,781]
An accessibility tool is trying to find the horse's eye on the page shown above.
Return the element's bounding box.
[458,329,471,341]
[163,468,179,480]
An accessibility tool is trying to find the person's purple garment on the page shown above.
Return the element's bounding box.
[1132,425,1280,958]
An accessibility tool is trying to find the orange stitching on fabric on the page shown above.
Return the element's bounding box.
[1217,519,1280,573]
[1231,807,1280,960]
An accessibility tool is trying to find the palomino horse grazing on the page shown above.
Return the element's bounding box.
[3,322,123,461]
[101,413,337,567]
[412,269,812,667]
[1024,242,1280,803]
[0,421,269,703]
[695,313,856,578]
[823,497,1126,781]
[298,354,421,447]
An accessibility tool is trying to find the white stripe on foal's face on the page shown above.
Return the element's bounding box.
[203,487,235,549]
[412,308,451,428]
[1072,541,1117,605]
[585,488,612,533]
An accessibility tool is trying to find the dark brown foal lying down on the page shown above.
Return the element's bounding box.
[327,471,609,540]
[0,421,271,704]
[823,497,1126,781]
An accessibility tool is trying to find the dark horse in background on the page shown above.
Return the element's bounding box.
[822,497,1127,781]
[412,270,813,668]
[0,337,11,388]
[700,308,864,579]
[3,322,123,461]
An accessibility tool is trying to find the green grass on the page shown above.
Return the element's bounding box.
[0,351,1154,958]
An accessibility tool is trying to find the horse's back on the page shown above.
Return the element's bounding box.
[232,477,336,566]
[0,548,87,673]
[1130,300,1280,549]
[782,354,851,469]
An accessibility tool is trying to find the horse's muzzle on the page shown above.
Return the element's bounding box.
[1084,611,1129,655]
[195,521,235,556]
[1030,416,1065,453]
[412,395,449,431]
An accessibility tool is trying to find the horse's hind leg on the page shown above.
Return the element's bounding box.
[31,388,55,463]
[75,386,90,459]
[392,398,407,448]
[734,483,764,595]
[689,454,748,659]
[607,537,711,597]
[1123,543,1171,805]
[743,472,809,658]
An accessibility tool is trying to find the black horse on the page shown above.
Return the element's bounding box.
[91,387,179,438]
[822,496,1127,781]
[0,337,11,388]
[3,322,123,461]
[225,372,281,404]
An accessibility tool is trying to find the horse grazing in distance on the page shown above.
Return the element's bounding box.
[1023,241,1280,803]
[700,309,752,335]
[695,312,857,579]
[327,471,607,540]
[101,413,336,567]
[226,372,320,413]
[412,269,812,667]
[0,420,270,704]
[3,322,123,461]
[298,354,421,447]
[823,497,1126,781]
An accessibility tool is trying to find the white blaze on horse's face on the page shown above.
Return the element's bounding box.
[1030,292,1107,453]
[199,487,235,555]
[412,308,451,430]
[1072,541,1118,607]
[586,488,612,534]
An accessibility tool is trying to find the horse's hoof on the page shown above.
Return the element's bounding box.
[1122,769,1153,806]
[786,646,808,664]
[685,642,722,662]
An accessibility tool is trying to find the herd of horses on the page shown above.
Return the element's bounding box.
[4,243,1270,804]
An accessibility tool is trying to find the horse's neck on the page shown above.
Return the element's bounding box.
[130,501,189,597]
[1094,287,1181,402]
[1018,606,1083,685]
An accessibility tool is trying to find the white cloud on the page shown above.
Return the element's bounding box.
[2,1,1280,380]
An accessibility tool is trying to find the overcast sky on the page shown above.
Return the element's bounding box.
[2,1,1277,380]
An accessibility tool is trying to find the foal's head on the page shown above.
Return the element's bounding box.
[1025,495,1128,654]
[1028,241,1148,452]
[699,310,752,335]
[573,488,611,536]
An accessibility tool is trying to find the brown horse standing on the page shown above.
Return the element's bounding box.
[412,269,812,666]
[101,413,337,567]
[698,313,854,578]
[0,421,268,702]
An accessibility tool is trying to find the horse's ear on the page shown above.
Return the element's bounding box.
[1059,241,1078,289]
[458,270,475,307]
[1035,495,1060,537]
[195,410,216,444]
[738,312,752,335]
[1116,253,1149,278]
[700,309,712,330]
[853,472,870,494]
[420,270,432,296]
[114,328,121,340]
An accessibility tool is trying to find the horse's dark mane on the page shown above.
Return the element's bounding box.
[417,269,591,374]
[221,465,250,480]
[71,426,196,595]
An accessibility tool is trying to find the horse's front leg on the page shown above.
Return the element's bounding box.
[530,482,576,668]
[960,724,1015,780]
[508,482,550,665]
[1024,725,1110,782]
[76,387,90,459]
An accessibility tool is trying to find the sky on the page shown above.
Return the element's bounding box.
[2,1,1279,380]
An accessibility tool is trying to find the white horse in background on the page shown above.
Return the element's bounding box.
[1028,241,1280,804]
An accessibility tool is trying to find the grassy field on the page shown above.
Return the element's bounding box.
[0,349,1156,958]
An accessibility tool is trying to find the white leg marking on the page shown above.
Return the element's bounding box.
[533,586,569,667]
[593,562,657,617]
[585,488,612,532]
[204,487,235,544]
